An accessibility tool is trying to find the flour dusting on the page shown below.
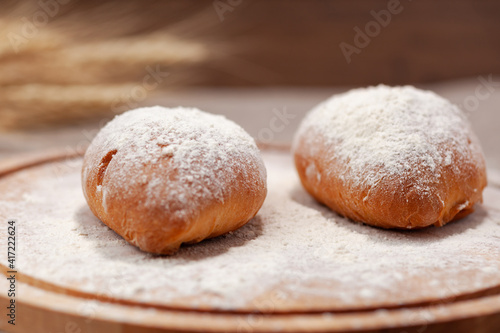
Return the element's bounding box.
[293,85,483,191]
[82,106,266,220]
[0,151,499,312]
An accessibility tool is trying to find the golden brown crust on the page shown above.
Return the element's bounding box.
[83,152,266,254]
[81,107,267,254]
[293,129,487,230]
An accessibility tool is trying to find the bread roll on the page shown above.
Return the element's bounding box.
[82,106,267,254]
[293,85,487,229]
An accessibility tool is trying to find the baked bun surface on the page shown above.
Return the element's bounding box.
[82,106,267,254]
[293,85,487,229]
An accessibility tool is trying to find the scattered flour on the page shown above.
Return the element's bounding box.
[0,151,499,312]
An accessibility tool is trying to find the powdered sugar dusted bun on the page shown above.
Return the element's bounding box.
[82,106,267,254]
[293,85,487,229]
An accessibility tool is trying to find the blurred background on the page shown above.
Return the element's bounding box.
[0,0,499,168]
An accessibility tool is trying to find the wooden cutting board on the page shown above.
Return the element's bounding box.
[1,149,500,332]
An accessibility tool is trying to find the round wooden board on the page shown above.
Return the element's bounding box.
[1,278,500,333]
[1,150,500,332]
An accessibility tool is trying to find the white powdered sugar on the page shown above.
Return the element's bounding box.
[82,106,266,219]
[1,151,499,312]
[293,85,481,189]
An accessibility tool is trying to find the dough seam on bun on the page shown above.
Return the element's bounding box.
[82,106,267,254]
